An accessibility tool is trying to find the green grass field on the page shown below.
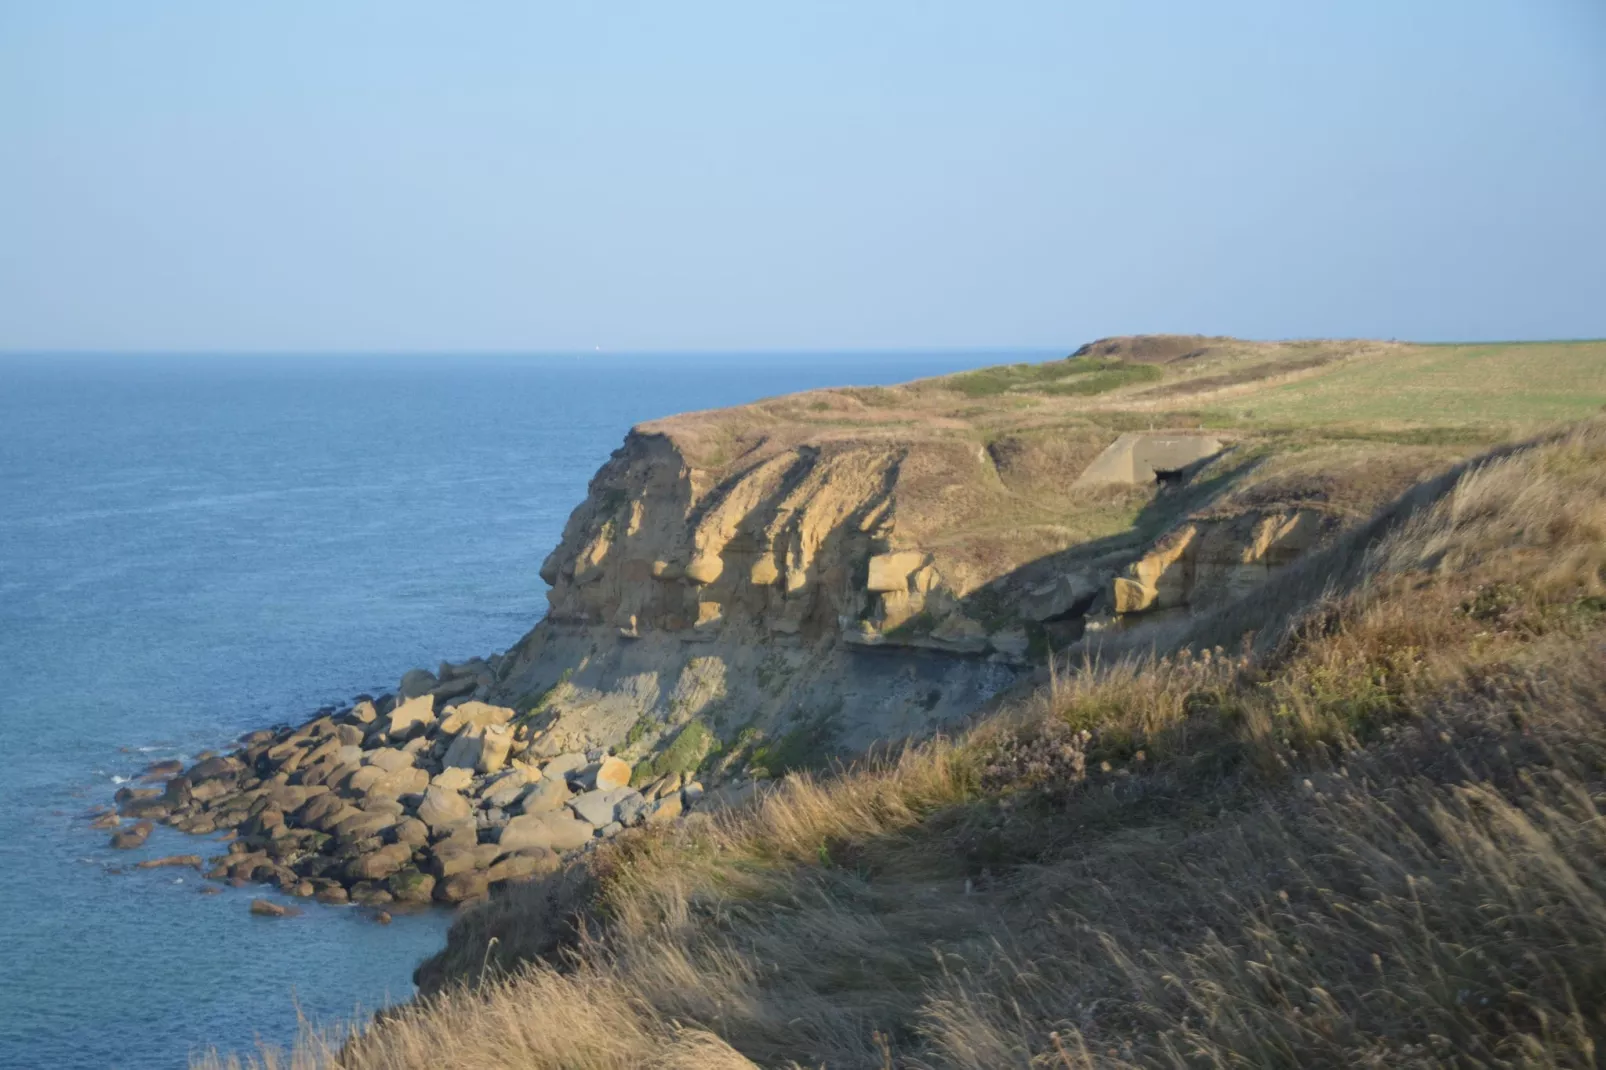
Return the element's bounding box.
[1204,341,1606,429]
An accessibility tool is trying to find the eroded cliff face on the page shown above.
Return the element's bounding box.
[488,339,1473,779]
[499,428,1029,767]
[538,430,909,644]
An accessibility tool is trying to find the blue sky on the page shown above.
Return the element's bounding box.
[1,1,1602,352]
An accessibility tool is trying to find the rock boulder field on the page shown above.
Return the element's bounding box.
[108,680,717,908]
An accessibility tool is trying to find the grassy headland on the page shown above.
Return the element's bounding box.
[199,340,1606,1069]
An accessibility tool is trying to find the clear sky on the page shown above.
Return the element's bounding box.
[1,1,1602,352]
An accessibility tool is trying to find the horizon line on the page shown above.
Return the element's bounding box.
[2,336,1603,359]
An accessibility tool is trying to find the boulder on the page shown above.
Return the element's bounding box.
[430,675,478,701]
[430,766,474,792]
[518,776,572,814]
[119,796,171,820]
[475,726,513,775]
[381,766,431,798]
[499,812,594,853]
[189,779,232,804]
[349,882,394,906]
[386,867,436,903]
[344,765,386,796]
[266,735,309,765]
[302,757,357,789]
[345,699,378,725]
[390,817,431,847]
[383,694,436,741]
[485,853,546,885]
[439,729,483,770]
[294,794,352,831]
[425,842,479,879]
[302,736,344,768]
[351,765,429,801]
[135,854,202,869]
[569,787,638,828]
[398,668,438,700]
[616,792,650,827]
[645,773,682,801]
[262,784,326,812]
[1019,571,1100,623]
[330,811,395,845]
[442,726,513,775]
[589,756,632,792]
[249,899,298,918]
[433,822,475,848]
[479,770,528,810]
[364,749,415,774]
[438,701,516,736]
[502,844,561,876]
[142,758,184,778]
[359,799,406,823]
[314,884,350,905]
[435,871,490,904]
[109,821,153,849]
[647,793,684,824]
[543,752,588,781]
[345,842,414,882]
[417,785,472,830]
[187,756,241,783]
[239,808,284,837]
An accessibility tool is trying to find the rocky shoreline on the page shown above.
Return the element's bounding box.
[99,658,712,911]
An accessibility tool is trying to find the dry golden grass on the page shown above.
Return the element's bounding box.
[200,419,1606,1069]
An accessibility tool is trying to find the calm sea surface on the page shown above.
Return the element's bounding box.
[0,351,1037,1069]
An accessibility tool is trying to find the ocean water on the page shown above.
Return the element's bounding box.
[0,350,1035,1069]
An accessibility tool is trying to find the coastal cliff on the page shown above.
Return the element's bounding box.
[487,335,1458,776]
[108,336,1517,914]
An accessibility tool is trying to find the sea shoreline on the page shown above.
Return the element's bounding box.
[96,656,725,916]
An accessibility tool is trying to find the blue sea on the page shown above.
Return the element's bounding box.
[0,351,1035,1069]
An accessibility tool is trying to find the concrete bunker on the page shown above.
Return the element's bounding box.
[1074,432,1225,487]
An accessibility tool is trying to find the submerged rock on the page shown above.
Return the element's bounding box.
[109,821,153,849]
[249,899,298,918]
[135,854,201,869]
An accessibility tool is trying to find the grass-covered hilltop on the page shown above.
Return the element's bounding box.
[191,336,1606,1068]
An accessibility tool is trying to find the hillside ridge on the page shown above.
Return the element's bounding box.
[203,402,1606,1070]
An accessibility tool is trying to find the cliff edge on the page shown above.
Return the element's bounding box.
[487,335,1500,782]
